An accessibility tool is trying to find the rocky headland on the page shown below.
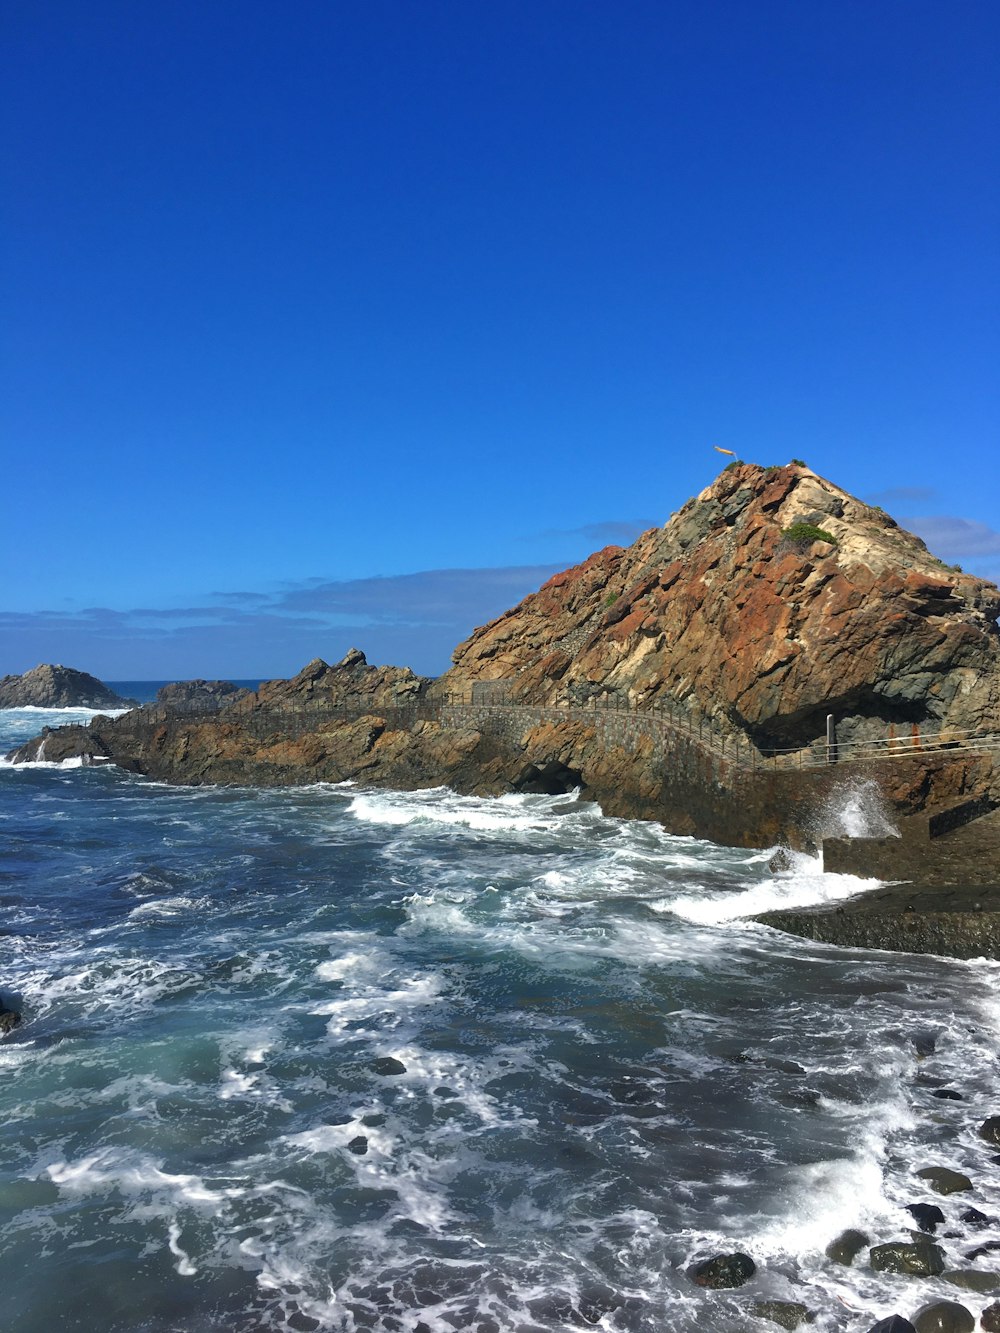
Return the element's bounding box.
[7,462,1000,956]
[0,664,136,710]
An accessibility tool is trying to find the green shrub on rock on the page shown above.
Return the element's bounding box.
[782,522,838,549]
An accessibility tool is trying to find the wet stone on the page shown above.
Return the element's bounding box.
[966,1240,1000,1261]
[867,1319,916,1333]
[959,1206,993,1228]
[749,1299,813,1328]
[913,1031,938,1058]
[869,1241,946,1276]
[347,1136,368,1155]
[981,1302,1000,1333]
[942,1268,1000,1293]
[979,1117,1000,1145]
[931,1088,964,1100]
[911,1300,974,1333]
[825,1228,870,1265]
[373,1057,407,1076]
[906,1203,945,1233]
[361,1113,385,1126]
[915,1166,973,1194]
[689,1252,756,1288]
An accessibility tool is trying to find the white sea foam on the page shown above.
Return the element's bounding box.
[660,861,880,924]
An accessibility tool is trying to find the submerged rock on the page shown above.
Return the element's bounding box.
[979,1117,1000,1146]
[911,1300,974,1333]
[942,1268,999,1293]
[869,1241,946,1276]
[0,1000,22,1035]
[825,1229,870,1265]
[930,1088,964,1101]
[689,1252,756,1288]
[748,1299,813,1328]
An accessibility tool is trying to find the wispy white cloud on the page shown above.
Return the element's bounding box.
[865,485,936,506]
[904,516,1000,560]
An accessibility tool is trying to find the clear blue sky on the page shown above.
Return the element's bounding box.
[3,0,997,679]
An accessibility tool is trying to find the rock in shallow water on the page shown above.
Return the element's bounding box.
[906,1203,945,1233]
[0,1001,21,1035]
[748,1299,813,1328]
[866,1318,916,1333]
[689,1252,756,1288]
[911,1300,974,1333]
[942,1267,999,1293]
[869,1241,946,1276]
[825,1228,870,1265]
[372,1057,407,1076]
[915,1166,973,1194]
[981,1302,1000,1332]
[980,1117,1000,1146]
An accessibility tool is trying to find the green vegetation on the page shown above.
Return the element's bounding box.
[722,459,743,472]
[782,521,838,548]
[604,591,619,607]
[790,458,806,467]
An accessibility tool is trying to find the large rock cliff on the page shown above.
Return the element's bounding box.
[440,462,1000,750]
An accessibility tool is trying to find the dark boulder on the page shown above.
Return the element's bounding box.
[906,1203,945,1233]
[748,1299,813,1328]
[911,1300,974,1333]
[959,1206,993,1228]
[979,1117,1000,1146]
[981,1302,1000,1333]
[931,1089,963,1101]
[869,1241,946,1276]
[912,1031,938,1059]
[866,1319,916,1333]
[915,1166,973,1195]
[825,1228,870,1265]
[689,1252,756,1288]
[347,1136,368,1155]
[373,1057,407,1076]
[768,848,793,873]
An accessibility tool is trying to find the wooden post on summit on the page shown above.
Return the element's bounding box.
[826,713,838,764]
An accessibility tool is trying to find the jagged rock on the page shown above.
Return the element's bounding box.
[825,1229,870,1265]
[911,1300,974,1333]
[866,1319,916,1333]
[0,664,135,710]
[869,1241,946,1276]
[979,1117,1000,1146]
[748,1299,813,1328]
[689,1252,756,1288]
[347,1136,368,1155]
[981,1302,1000,1332]
[942,1269,999,1293]
[768,848,793,873]
[906,1203,945,1232]
[443,462,1000,749]
[959,1207,993,1228]
[912,1031,938,1058]
[155,680,251,708]
[916,1167,973,1195]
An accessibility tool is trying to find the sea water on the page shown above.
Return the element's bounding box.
[2,702,999,1332]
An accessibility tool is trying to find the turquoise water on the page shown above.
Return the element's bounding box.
[3,704,1000,1331]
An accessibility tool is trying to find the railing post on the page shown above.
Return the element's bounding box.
[826,713,837,764]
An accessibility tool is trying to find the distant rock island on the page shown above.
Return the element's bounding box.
[0,664,136,710]
[155,679,251,708]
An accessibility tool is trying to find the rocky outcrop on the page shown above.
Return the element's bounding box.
[155,679,251,708]
[440,462,1000,751]
[0,664,136,710]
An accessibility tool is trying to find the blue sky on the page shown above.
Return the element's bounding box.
[3,0,997,679]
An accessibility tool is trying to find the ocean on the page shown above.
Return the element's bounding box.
[2,698,999,1332]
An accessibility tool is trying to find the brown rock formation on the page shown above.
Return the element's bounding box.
[440,462,1000,751]
[0,664,136,710]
